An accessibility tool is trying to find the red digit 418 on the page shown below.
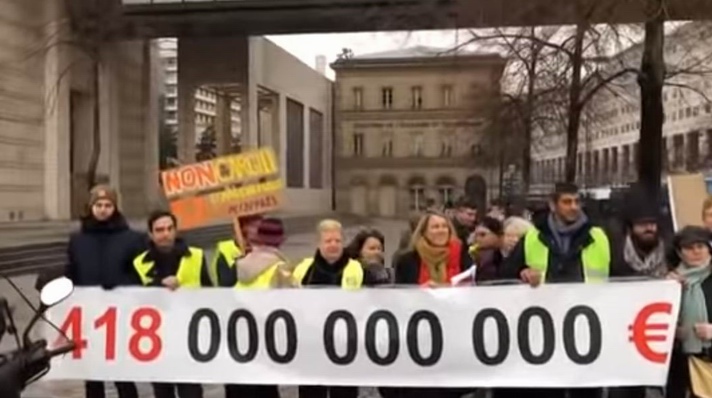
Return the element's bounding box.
[56,306,163,362]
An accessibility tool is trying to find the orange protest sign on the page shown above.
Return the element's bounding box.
[161,148,284,230]
[160,147,278,199]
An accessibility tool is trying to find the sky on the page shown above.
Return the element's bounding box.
[267,30,470,79]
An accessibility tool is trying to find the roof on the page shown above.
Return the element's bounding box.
[331,45,506,69]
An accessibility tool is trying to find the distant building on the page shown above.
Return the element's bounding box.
[158,38,240,137]
[331,46,507,217]
[531,22,712,193]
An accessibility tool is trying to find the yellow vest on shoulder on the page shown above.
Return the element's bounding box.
[292,257,364,289]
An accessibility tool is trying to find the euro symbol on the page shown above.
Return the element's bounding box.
[628,302,672,364]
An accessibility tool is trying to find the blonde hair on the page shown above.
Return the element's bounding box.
[503,216,534,238]
[408,212,457,249]
[317,219,342,234]
[703,196,712,215]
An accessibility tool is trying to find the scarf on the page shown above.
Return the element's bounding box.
[676,262,712,354]
[547,213,588,254]
[414,237,450,284]
[623,235,667,277]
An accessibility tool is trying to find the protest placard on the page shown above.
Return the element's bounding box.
[44,281,680,388]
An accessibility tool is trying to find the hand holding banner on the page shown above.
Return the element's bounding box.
[44,282,680,388]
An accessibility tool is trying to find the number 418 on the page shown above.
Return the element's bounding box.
[57,306,163,362]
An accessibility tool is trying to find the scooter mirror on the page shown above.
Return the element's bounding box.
[40,277,74,307]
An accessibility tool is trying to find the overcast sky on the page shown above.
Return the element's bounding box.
[267,30,469,79]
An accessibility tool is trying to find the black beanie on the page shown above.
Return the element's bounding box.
[623,185,659,226]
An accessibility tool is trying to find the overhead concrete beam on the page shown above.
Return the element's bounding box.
[117,0,712,37]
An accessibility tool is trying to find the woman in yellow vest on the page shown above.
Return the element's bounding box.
[293,219,363,398]
[226,218,288,398]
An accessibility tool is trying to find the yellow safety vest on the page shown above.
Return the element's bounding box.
[209,240,242,286]
[292,257,363,290]
[133,247,204,288]
[523,227,610,283]
[235,262,282,289]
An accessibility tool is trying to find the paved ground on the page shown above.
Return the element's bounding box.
[1,219,405,398]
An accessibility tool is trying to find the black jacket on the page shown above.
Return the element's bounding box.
[301,250,380,287]
[501,213,606,283]
[65,213,146,288]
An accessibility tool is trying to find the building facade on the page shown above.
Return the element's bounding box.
[530,22,712,193]
[331,47,507,217]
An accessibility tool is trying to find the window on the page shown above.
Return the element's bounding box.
[440,137,452,157]
[411,86,423,109]
[353,87,363,110]
[166,98,177,107]
[611,147,619,176]
[382,87,393,109]
[442,85,453,107]
[353,133,364,157]
[413,134,424,156]
[382,136,393,157]
[438,186,454,206]
[409,186,425,211]
[673,135,684,169]
[687,131,700,170]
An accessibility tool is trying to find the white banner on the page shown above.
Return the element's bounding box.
[43,281,681,387]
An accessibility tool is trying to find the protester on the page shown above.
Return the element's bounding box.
[501,216,533,258]
[451,196,478,245]
[293,219,364,398]
[500,182,609,398]
[64,184,144,398]
[227,217,290,398]
[388,211,471,397]
[665,226,712,398]
[211,214,263,286]
[469,216,504,283]
[132,210,208,398]
[346,227,391,284]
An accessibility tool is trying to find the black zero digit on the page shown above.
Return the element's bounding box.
[187,308,220,362]
[406,310,443,367]
[227,309,259,363]
[563,305,602,364]
[472,308,510,365]
[365,310,400,366]
[265,310,298,364]
[517,306,555,365]
[323,310,357,365]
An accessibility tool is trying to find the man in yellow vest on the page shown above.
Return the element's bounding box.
[498,182,609,398]
[225,218,290,398]
[132,210,208,398]
[293,219,363,398]
[210,214,263,287]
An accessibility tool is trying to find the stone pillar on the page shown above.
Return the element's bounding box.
[278,94,288,181]
[43,0,71,220]
[214,93,232,155]
[144,40,161,209]
[303,105,310,188]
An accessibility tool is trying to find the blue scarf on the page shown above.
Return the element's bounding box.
[676,262,712,354]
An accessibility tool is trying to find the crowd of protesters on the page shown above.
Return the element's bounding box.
[61,181,712,398]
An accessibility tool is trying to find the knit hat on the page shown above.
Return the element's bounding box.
[89,184,118,206]
[623,184,658,226]
[253,218,285,248]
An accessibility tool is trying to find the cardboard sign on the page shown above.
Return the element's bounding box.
[160,148,282,229]
[667,173,708,230]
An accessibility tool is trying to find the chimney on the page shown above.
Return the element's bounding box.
[315,55,327,76]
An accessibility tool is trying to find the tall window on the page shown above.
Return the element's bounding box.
[687,131,700,170]
[409,186,425,211]
[673,134,684,169]
[353,87,363,110]
[440,137,452,157]
[438,186,453,205]
[382,87,393,109]
[442,85,453,107]
[413,134,424,156]
[411,86,423,109]
[353,133,364,157]
[382,136,393,157]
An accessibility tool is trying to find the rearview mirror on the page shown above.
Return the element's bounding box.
[40,277,74,307]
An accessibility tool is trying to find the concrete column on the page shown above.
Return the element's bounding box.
[303,105,310,188]
[214,94,232,155]
[177,83,196,163]
[278,94,288,181]
[43,0,71,220]
[99,46,121,192]
[144,40,161,209]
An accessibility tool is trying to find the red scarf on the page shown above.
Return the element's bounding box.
[417,239,462,285]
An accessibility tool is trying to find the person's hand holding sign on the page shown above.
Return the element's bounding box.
[520,268,542,287]
[694,323,712,341]
[162,276,180,291]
